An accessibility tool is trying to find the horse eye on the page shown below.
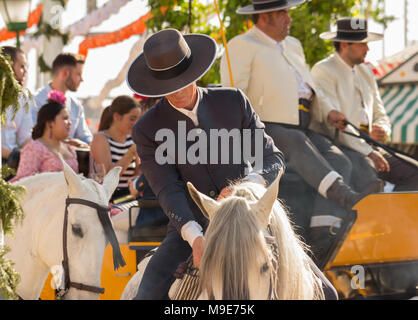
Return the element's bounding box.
[261,263,269,274]
[72,224,84,238]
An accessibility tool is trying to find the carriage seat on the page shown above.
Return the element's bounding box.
[128,199,168,243]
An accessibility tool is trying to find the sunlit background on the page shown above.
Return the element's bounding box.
[0,0,417,102]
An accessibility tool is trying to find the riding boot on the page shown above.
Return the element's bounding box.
[326,177,384,210]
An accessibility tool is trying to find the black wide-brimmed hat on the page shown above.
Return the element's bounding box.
[320,18,383,43]
[236,0,305,15]
[127,29,217,97]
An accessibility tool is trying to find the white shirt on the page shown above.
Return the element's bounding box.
[1,94,33,152]
[255,26,313,101]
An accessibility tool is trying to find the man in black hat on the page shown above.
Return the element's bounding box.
[220,1,382,264]
[127,28,285,299]
[311,18,418,192]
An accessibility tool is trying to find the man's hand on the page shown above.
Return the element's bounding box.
[368,150,390,173]
[217,186,234,201]
[370,124,387,142]
[192,236,205,268]
[327,110,347,131]
[128,178,140,197]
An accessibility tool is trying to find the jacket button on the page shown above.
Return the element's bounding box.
[209,190,216,197]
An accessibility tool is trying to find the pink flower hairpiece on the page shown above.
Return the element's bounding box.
[48,90,66,105]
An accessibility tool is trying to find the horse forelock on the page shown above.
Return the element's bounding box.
[200,196,272,299]
[200,180,325,300]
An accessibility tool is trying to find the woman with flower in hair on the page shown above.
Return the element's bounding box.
[11,90,78,182]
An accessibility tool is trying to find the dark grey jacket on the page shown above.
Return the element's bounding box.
[132,87,284,233]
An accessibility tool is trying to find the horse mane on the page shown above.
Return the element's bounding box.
[200,180,325,300]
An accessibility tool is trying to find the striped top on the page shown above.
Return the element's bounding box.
[102,131,136,188]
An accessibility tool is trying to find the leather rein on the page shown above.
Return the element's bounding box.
[56,197,126,299]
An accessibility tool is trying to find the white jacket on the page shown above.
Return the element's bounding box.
[311,53,391,155]
[220,27,332,126]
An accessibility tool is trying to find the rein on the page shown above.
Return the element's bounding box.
[341,120,418,170]
[56,197,126,299]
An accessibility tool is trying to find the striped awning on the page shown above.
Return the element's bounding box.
[380,84,418,144]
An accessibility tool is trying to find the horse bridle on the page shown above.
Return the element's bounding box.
[265,225,279,300]
[56,197,126,299]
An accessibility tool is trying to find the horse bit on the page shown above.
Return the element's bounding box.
[56,197,126,299]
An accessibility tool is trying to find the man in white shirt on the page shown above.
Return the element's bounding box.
[31,53,93,146]
[311,18,418,192]
[1,46,33,171]
[220,0,382,264]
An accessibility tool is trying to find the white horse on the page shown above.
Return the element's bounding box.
[5,162,122,300]
[122,174,325,300]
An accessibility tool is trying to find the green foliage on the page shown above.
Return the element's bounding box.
[0,246,21,300]
[0,166,25,236]
[0,53,26,300]
[144,0,393,85]
[0,53,26,124]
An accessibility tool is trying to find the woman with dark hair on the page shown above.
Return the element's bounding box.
[90,95,142,201]
[11,90,78,182]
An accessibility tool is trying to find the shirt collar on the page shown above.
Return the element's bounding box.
[335,52,357,73]
[254,26,280,46]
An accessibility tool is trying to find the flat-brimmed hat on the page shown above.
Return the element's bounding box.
[127,29,217,97]
[320,18,383,43]
[236,0,305,15]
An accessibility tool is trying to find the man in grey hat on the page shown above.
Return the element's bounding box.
[221,0,382,264]
[128,28,338,300]
[311,18,418,192]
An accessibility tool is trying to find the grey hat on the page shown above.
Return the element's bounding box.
[127,29,217,97]
[236,0,305,15]
[320,18,383,43]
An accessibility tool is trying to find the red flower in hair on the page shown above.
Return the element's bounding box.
[48,90,66,105]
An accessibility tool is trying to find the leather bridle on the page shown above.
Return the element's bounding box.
[55,197,126,299]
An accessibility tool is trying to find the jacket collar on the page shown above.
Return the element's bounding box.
[250,26,279,48]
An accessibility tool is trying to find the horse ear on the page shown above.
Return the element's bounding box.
[250,169,282,228]
[62,160,83,195]
[102,166,122,200]
[187,182,220,219]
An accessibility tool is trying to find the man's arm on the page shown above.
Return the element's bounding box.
[72,99,93,144]
[370,73,391,142]
[311,64,374,156]
[220,37,253,92]
[132,122,198,234]
[2,146,11,159]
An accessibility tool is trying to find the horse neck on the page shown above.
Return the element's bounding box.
[6,174,68,299]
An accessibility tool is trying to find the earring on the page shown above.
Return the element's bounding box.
[49,126,53,139]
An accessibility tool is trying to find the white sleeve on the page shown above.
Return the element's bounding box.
[180,220,203,248]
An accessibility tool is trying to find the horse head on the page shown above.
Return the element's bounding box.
[187,173,281,299]
[55,161,122,299]
[6,161,122,299]
[187,169,325,300]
